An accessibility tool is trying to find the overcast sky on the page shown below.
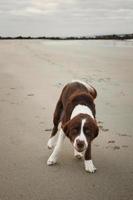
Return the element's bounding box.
[0,0,133,36]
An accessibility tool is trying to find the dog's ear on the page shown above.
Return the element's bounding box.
[93,125,99,138]
[62,121,70,137]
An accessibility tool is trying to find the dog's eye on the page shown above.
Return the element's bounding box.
[73,126,79,130]
[71,127,79,133]
[84,128,90,135]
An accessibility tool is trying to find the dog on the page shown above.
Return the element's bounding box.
[47,80,99,173]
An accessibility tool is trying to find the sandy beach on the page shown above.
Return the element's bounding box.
[0,39,133,200]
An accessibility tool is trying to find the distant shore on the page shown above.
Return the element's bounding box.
[0,33,133,40]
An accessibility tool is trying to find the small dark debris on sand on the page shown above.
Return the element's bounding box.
[122,145,128,148]
[113,146,120,150]
[97,121,109,132]
[97,121,103,124]
[10,87,16,90]
[40,122,44,124]
[94,144,100,147]
[45,129,52,132]
[35,115,39,118]
[6,93,10,95]
[98,125,103,129]
[108,140,115,143]
[99,125,109,132]
[55,82,63,88]
[102,128,109,132]
[27,93,34,96]
[118,133,132,137]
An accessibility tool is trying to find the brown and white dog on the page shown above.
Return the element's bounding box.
[47,80,99,173]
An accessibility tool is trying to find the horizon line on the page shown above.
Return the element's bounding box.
[0,33,133,40]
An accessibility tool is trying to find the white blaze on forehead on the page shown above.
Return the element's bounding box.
[71,104,94,119]
[79,119,87,141]
[73,118,88,149]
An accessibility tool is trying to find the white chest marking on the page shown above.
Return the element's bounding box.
[70,104,94,119]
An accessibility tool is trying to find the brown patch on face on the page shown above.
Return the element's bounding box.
[83,117,99,140]
[62,114,99,144]
[62,115,82,143]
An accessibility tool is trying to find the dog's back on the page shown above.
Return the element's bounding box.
[60,80,97,110]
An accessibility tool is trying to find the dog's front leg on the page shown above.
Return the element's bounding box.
[84,143,97,173]
[47,129,65,165]
[74,149,83,159]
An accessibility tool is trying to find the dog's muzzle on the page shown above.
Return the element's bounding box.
[74,139,86,152]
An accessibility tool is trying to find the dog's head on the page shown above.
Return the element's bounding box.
[62,114,99,152]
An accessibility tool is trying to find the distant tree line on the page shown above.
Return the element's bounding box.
[0,34,133,40]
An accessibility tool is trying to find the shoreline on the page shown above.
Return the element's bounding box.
[0,33,133,40]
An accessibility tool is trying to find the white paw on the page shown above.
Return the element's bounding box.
[47,155,57,165]
[47,137,56,149]
[74,150,83,159]
[75,153,83,159]
[84,160,97,173]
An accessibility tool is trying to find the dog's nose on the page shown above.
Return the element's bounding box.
[76,139,85,149]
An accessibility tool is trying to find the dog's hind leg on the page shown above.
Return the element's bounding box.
[47,99,63,149]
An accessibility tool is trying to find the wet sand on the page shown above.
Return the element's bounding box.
[0,40,133,200]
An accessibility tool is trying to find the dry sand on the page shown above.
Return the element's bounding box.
[0,40,133,200]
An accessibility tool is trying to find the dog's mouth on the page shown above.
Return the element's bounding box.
[71,140,87,152]
[74,146,86,153]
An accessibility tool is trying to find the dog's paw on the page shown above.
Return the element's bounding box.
[47,137,56,149]
[74,151,83,159]
[47,156,57,165]
[75,153,83,159]
[84,160,97,173]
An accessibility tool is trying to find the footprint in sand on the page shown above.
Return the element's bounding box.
[54,82,63,88]
[113,146,120,150]
[5,93,10,96]
[97,121,103,124]
[118,133,132,138]
[45,128,52,132]
[122,145,128,148]
[10,87,16,90]
[97,121,109,132]
[27,93,34,96]
[108,140,115,144]
[99,125,109,132]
